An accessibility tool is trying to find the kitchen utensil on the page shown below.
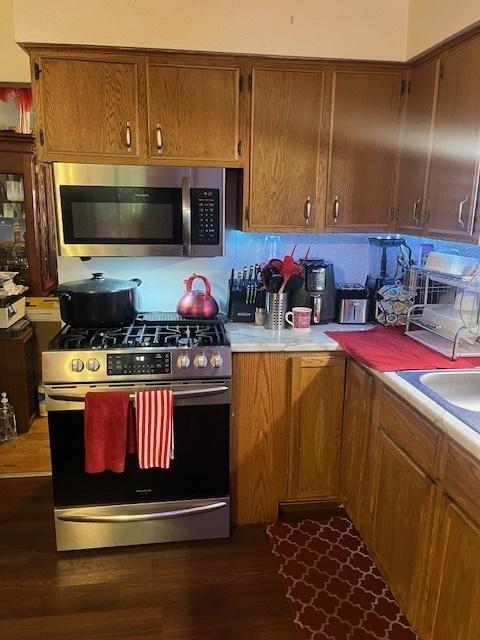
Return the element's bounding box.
[285,307,312,330]
[177,273,219,319]
[265,292,289,330]
[269,274,284,293]
[57,273,142,327]
[268,258,283,272]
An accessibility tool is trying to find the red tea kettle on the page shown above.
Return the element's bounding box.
[177,274,219,319]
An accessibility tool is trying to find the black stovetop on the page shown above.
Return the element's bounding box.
[50,312,230,350]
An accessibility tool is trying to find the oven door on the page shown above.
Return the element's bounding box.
[45,381,230,509]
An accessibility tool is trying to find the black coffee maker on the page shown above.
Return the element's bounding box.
[291,259,336,324]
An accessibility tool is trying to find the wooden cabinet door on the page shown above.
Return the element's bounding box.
[147,64,240,162]
[428,499,480,640]
[326,69,404,231]
[288,354,345,500]
[341,360,374,537]
[231,353,290,525]
[396,60,439,233]
[249,68,325,230]
[34,56,140,161]
[370,429,436,625]
[425,37,480,240]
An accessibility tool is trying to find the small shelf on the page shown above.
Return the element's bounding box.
[409,265,478,290]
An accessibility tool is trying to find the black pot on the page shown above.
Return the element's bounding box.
[57,272,142,327]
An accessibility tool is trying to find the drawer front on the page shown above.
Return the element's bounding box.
[444,442,480,524]
[378,389,442,477]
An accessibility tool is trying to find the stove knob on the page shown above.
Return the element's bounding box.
[87,358,101,372]
[193,354,208,368]
[177,354,191,369]
[210,354,223,369]
[71,358,84,372]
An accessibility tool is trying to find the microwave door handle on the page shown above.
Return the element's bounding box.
[47,385,230,403]
[182,175,192,256]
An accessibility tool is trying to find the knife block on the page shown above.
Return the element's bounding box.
[228,286,256,323]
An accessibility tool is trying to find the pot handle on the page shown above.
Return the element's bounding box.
[130,278,142,287]
[187,273,211,296]
[57,291,72,302]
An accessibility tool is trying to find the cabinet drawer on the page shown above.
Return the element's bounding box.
[444,443,480,524]
[378,389,442,477]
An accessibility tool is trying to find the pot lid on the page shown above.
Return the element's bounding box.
[57,273,141,294]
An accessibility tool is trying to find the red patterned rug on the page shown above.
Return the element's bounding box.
[266,516,417,640]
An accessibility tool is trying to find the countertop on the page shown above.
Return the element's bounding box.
[226,322,480,463]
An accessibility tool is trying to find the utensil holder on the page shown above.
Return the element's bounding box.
[265,292,288,330]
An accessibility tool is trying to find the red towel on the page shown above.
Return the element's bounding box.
[135,390,174,469]
[325,325,480,373]
[84,392,133,473]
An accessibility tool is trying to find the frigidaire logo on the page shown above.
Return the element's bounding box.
[134,193,150,198]
[135,488,152,494]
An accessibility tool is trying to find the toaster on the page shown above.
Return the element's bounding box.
[337,284,369,324]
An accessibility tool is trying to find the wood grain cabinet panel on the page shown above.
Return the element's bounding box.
[396,60,439,234]
[427,499,480,640]
[370,430,436,627]
[425,36,480,240]
[34,56,140,160]
[146,64,240,162]
[287,354,345,500]
[231,353,290,525]
[340,360,374,536]
[326,69,404,231]
[248,68,325,230]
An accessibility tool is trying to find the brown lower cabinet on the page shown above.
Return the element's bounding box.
[231,351,345,525]
[341,359,480,639]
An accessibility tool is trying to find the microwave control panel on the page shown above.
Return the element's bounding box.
[191,188,220,245]
[107,352,171,376]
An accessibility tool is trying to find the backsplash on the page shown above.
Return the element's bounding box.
[57,231,480,313]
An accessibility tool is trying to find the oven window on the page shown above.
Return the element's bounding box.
[60,186,183,245]
[48,404,230,508]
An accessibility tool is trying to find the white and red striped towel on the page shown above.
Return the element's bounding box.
[135,390,174,469]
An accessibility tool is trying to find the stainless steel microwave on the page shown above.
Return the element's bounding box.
[53,163,225,257]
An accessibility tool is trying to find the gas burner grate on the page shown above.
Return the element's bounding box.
[50,315,229,350]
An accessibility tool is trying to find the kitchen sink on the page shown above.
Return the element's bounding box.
[418,370,480,412]
[398,369,480,434]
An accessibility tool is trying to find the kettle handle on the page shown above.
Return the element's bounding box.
[184,273,211,296]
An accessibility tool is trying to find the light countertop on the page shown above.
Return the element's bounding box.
[226,322,372,352]
[226,321,480,463]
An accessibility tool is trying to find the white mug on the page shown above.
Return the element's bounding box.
[285,306,312,330]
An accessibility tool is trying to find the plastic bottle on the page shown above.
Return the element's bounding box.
[0,392,17,442]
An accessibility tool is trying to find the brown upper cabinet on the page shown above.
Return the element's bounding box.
[326,69,404,231]
[32,54,141,162]
[395,60,439,234]
[425,36,480,241]
[248,67,326,230]
[146,63,241,163]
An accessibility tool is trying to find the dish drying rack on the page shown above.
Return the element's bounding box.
[405,265,480,360]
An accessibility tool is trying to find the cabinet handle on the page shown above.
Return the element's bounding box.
[125,121,132,151]
[458,195,468,228]
[156,123,163,154]
[332,196,339,224]
[304,196,311,225]
[412,197,422,225]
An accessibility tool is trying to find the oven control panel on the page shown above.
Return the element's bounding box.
[191,188,220,245]
[107,353,171,376]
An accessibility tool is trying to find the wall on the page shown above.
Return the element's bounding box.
[407,0,480,58]
[12,0,409,61]
[0,0,30,82]
[57,232,374,313]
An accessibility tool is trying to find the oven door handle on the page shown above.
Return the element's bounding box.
[57,501,228,523]
[182,174,192,257]
[48,385,229,403]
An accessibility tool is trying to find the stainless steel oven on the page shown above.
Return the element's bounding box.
[53,163,225,257]
[45,380,230,551]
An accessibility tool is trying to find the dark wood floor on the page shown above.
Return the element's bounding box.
[0,478,298,640]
